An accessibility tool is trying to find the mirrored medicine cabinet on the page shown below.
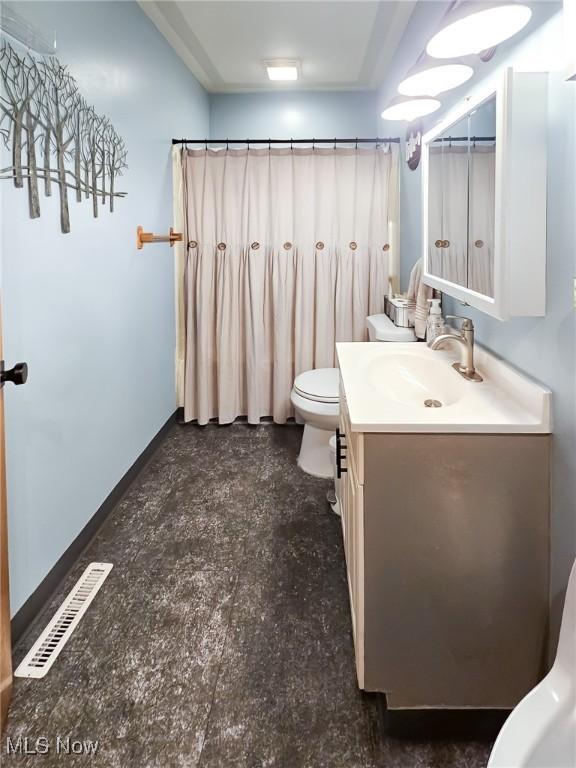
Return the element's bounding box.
[422,69,548,320]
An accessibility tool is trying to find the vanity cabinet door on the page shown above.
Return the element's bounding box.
[338,390,366,687]
[341,457,365,688]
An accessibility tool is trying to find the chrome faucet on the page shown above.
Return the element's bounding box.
[430,315,483,382]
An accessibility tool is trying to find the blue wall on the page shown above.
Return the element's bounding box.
[453,69,576,636]
[378,9,575,638]
[2,1,209,615]
[210,90,379,140]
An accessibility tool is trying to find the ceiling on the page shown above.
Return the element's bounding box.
[138,1,417,92]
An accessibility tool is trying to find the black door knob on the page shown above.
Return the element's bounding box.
[1,362,28,386]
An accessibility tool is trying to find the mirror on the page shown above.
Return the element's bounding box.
[467,98,496,296]
[422,70,547,320]
[426,95,496,298]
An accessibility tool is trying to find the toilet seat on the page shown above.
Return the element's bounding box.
[290,389,339,420]
[293,368,339,403]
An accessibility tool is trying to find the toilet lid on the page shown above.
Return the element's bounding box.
[294,368,340,403]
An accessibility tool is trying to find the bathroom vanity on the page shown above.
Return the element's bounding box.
[336,341,551,711]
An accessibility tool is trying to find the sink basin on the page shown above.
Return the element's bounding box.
[367,352,466,408]
[336,342,551,434]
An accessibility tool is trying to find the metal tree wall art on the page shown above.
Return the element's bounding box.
[0,41,127,233]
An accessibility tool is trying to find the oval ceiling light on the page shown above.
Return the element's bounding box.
[381,97,441,122]
[398,63,474,97]
[426,3,532,59]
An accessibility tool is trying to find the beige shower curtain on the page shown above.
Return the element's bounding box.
[427,143,495,297]
[428,145,469,287]
[174,144,399,425]
[468,145,495,297]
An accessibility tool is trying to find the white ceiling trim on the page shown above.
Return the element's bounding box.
[139,1,417,93]
[362,1,416,88]
[138,1,217,89]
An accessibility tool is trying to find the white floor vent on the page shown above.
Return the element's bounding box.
[15,562,113,679]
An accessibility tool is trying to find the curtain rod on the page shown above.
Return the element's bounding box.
[172,137,401,146]
[432,135,496,142]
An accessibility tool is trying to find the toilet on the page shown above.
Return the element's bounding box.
[487,558,576,768]
[291,367,340,477]
[291,313,416,478]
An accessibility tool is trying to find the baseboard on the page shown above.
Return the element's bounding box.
[11,411,178,645]
[380,700,510,740]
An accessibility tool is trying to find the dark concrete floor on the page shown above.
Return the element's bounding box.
[3,423,493,767]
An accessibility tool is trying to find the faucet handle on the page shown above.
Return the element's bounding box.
[446,315,474,331]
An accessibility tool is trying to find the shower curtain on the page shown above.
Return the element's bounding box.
[428,143,495,297]
[428,145,469,287]
[468,145,495,297]
[174,144,399,425]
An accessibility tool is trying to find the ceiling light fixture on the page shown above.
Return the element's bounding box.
[381,97,441,122]
[426,3,532,59]
[398,63,474,97]
[264,59,299,82]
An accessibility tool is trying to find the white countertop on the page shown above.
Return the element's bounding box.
[336,342,552,434]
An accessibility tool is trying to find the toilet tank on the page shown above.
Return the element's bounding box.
[366,313,417,342]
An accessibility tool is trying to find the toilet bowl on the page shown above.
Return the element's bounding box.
[291,314,416,479]
[291,368,340,478]
[488,558,576,768]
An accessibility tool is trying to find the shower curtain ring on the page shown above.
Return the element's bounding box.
[355,137,358,150]
[268,138,271,151]
[290,138,293,151]
[333,137,336,150]
[226,138,229,151]
[312,138,315,150]
[247,138,250,151]
[204,139,208,151]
